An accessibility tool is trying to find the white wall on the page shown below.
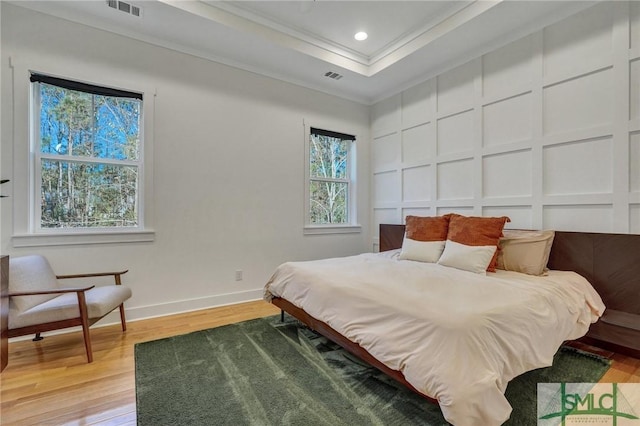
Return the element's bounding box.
[371,2,640,249]
[0,4,371,321]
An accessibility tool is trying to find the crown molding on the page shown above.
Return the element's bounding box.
[162,0,502,77]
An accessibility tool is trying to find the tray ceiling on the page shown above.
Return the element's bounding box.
[10,1,599,104]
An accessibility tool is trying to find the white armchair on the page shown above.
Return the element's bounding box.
[8,255,132,363]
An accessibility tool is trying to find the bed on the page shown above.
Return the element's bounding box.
[264,223,640,425]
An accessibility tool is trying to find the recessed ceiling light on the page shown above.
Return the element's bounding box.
[354,32,368,41]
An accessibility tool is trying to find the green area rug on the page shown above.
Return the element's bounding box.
[135,315,610,425]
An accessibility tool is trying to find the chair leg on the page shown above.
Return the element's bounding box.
[81,324,93,363]
[77,292,93,363]
[119,303,127,332]
[32,332,43,341]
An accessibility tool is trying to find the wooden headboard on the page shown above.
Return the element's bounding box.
[379,224,640,358]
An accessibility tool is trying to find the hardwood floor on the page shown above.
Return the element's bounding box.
[0,300,280,425]
[1,300,639,425]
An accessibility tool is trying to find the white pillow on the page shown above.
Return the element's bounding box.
[437,240,497,274]
[398,235,446,263]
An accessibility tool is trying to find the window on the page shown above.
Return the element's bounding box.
[31,73,143,231]
[305,127,359,233]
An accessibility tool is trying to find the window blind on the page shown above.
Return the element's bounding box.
[310,127,355,141]
[30,73,143,100]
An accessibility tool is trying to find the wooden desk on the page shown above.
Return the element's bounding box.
[1,255,8,372]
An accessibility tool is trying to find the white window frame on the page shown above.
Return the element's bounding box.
[10,57,155,247]
[303,120,360,235]
[32,78,144,232]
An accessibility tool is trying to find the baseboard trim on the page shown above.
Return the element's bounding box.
[126,288,264,321]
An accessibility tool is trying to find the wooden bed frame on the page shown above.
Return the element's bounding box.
[271,224,640,401]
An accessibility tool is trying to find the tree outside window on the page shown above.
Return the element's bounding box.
[32,75,142,230]
[308,128,354,225]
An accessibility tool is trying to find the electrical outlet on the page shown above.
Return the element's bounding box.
[235,270,243,281]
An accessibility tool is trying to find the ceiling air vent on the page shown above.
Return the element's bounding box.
[324,71,343,80]
[107,0,141,17]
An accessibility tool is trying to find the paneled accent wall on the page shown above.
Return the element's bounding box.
[371,2,640,248]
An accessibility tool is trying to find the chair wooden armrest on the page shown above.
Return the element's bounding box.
[9,285,95,297]
[56,270,128,282]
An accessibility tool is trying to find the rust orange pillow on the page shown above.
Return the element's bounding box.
[446,214,511,272]
[405,215,451,242]
[399,215,452,263]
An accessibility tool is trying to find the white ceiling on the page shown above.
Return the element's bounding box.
[12,0,600,105]
[209,1,473,58]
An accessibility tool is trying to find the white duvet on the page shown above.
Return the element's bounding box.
[264,250,605,426]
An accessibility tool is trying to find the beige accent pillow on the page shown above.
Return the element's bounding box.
[497,230,555,276]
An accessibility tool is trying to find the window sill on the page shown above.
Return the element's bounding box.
[303,225,361,235]
[12,230,155,247]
